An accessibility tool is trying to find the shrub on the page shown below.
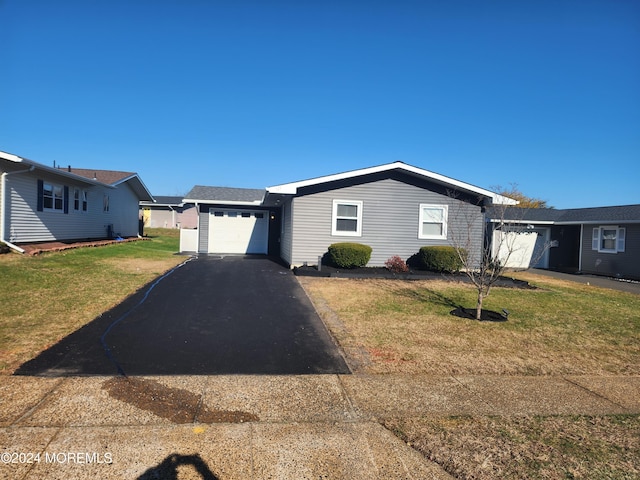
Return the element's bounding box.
[326,242,372,269]
[0,242,10,254]
[384,255,409,273]
[417,246,465,273]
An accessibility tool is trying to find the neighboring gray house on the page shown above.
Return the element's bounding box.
[488,204,640,280]
[1,150,153,253]
[140,196,197,229]
[181,162,516,267]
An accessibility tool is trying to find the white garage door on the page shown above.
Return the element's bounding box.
[208,209,269,254]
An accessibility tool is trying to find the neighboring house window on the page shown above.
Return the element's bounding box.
[332,200,363,236]
[592,226,625,253]
[419,204,448,239]
[103,195,110,212]
[43,183,63,211]
[75,189,88,212]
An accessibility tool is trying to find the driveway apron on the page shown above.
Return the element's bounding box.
[15,256,350,376]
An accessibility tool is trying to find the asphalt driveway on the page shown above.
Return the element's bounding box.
[16,256,350,376]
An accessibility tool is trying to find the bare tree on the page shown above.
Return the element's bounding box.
[447,193,548,321]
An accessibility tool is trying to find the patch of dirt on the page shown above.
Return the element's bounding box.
[102,377,258,424]
[100,257,181,275]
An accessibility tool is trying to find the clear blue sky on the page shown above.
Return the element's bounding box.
[2,0,638,208]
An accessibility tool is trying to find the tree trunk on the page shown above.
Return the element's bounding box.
[476,291,483,320]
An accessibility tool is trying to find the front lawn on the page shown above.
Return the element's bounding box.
[299,273,640,478]
[298,273,640,375]
[0,229,184,374]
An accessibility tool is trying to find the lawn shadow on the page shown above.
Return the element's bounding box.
[395,286,509,322]
[395,286,461,310]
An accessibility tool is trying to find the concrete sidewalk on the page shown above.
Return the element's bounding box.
[2,374,638,479]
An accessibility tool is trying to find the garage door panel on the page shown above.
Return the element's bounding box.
[208,210,268,254]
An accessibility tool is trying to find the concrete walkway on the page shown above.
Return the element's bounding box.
[2,374,638,479]
[528,268,640,295]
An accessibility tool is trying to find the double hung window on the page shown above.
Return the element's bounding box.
[332,200,362,236]
[43,183,64,211]
[418,204,448,239]
[592,226,625,253]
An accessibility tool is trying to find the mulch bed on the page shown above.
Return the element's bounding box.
[293,264,535,290]
[17,237,147,256]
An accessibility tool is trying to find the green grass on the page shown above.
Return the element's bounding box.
[0,228,184,374]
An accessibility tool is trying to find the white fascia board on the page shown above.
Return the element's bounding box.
[267,161,518,204]
[398,163,518,205]
[0,151,24,163]
[182,198,263,206]
[114,174,155,202]
[266,162,405,194]
[142,201,185,207]
[489,219,555,225]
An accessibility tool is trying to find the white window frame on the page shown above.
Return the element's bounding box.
[332,200,363,237]
[74,189,88,212]
[592,226,625,253]
[103,194,110,213]
[73,188,80,211]
[418,204,448,240]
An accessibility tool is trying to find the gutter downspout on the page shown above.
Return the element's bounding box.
[1,166,35,253]
[578,224,584,273]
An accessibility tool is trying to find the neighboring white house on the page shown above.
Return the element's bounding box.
[1,150,153,253]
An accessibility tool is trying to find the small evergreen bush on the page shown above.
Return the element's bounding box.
[326,242,372,269]
[417,246,465,273]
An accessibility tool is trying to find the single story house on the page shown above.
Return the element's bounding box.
[140,196,197,229]
[1,150,153,253]
[180,162,516,267]
[487,204,640,280]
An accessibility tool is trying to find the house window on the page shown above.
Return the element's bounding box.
[592,226,625,253]
[82,191,88,211]
[43,183,64,211]
[332,200,363,236]
[74,188,80,210]
[419,204,448,239]
[103,195,110,212]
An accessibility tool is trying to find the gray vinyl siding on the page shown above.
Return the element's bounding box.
[280,198,293,265]
[198,211,209,253]
[4,171,140,243]
[581,223,640,280]
[288,178,484,267]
